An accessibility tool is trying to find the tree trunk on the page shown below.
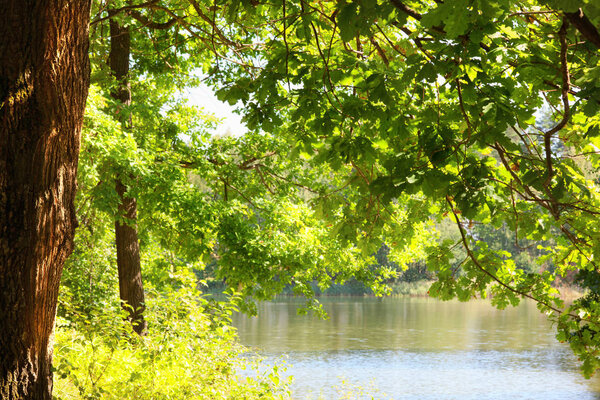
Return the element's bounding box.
[109,14,147,335]
[0,1,91,399]
[115,181,147,335]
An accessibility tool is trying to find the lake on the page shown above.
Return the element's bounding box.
[232,297,600,399]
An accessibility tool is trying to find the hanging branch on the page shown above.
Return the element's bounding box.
[445,196,572,318]
[187,0,239,48]
[309,20,344,114]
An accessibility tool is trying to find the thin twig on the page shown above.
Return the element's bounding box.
[509,10,556,17]
[456,79,473,142]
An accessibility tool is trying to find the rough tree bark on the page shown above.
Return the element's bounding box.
[109,13,147,335]
[0,1,91,399]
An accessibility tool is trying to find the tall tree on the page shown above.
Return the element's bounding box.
[83,1,390,319]
[0,0,91,398]
[108,11,147,336]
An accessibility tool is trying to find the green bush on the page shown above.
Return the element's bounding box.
[53,280,290,400]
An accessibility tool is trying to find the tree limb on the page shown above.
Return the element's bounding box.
[445,195,571,317]
[565,8,600,49]
[389,0,422,21]
[127,9,177,30]
[543,19,571,189]
[91,0,161,25]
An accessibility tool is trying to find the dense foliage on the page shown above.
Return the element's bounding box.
[54,88,294,399]
[55,2,600,396]
[56,264,290,399]
[202,0,600,376]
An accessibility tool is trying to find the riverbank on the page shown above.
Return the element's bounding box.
[204,280,435,298]
[205,280,584,300]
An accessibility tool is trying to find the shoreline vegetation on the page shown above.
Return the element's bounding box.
[205,279,585,301]
[53,279,293,400]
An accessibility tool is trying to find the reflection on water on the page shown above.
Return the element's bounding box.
[232,297,600,399]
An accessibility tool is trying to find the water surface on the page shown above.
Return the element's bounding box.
[232,297,600,399]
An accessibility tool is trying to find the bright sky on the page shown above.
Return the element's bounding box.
[184,83,247,136]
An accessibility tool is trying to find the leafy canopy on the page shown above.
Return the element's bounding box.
[73,0,600,379]
[201,0,600,376]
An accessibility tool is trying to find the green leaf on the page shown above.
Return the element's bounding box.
[337,2,359,43]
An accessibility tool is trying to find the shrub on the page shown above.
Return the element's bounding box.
[53,283,290,400]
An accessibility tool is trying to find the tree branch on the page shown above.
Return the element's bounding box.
[369,36,389,66]
[389,0,449,36]
[389,0,422,21]
[445,195,570,317]
[91,0,161,25]
[127,9,178,30]
[543,19,571,188]
[187,0,238,48]
[565,8,600,49]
